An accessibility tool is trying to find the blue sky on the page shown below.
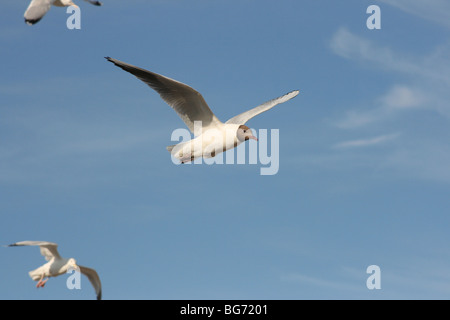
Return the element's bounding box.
[1,0,450,300]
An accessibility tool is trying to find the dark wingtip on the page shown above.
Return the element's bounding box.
[25,18,41,25]
[5,243,18,247]
[105,57,122,68]
[97,290,102,300]
[87,0,102,5]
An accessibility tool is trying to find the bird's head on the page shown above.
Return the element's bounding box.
[237,125,258,142]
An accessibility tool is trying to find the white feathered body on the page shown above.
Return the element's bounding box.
[28,257,72,281]
[170,124,241,162]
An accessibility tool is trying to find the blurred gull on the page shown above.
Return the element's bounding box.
[6,241,102,300]
[24,0,102,25]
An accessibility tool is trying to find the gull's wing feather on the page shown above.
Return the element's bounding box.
[225,90,299,125]
[24,0,53,25]
[7,241,61,261]
[79,265,102,300]
[84,0,102,6]
[106,57,222,136]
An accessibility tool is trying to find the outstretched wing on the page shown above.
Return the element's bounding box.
[106,57,222,136]
[7,241,61,261]
[24,0,53,25]
[79,265,102,300]
[225,90,299,125]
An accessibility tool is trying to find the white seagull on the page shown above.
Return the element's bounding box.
[106,57,299,163]
[24,0,102,25]
[7,241,102,300]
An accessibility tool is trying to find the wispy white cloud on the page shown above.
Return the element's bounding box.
[334,110,380,129]
[282,260,450,299]
[335,84,426,128]
[330,27,450,86]
[280,272,364,293]
[324,24,450,183]
[330,26,450,127]
[381,85,425,110]
[333,133,399,149]
[330,28,417,76]
[378,0,450,28]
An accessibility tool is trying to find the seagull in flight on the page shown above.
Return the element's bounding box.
[24,0,102,25]
[6,241,102,300]
[106,57,299,163]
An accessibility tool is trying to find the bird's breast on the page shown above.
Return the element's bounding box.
[171,126,240,160]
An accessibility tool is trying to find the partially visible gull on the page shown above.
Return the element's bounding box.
[106,57,300,163]
[6,241,102,300]
[24,0,102,25]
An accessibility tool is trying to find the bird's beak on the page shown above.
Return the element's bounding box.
[249,135,258,141]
